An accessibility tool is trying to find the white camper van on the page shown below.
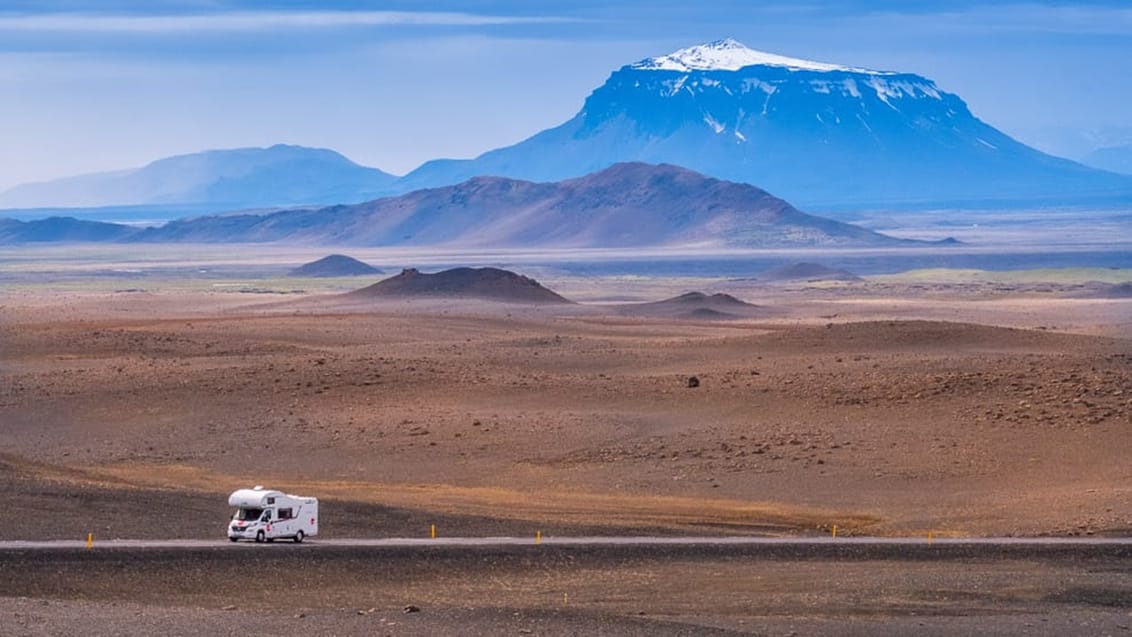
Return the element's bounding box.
[227,486,318,543]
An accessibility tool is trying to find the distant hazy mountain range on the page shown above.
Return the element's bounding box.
[0,144,395,210]
[0,163,922,248]
[4,39,1128,217]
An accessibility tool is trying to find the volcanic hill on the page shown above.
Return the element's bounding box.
[617,291,767,320]
[289,254,382,277]
[347,267,571,304]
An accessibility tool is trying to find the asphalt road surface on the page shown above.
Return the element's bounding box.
[3,535,1130,552]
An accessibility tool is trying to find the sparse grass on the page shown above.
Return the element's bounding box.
[869,267,1131,285]
[538,274,735,302]
[3,244,1129,298]
[87,463,882,536]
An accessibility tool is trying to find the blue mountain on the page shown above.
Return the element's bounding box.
[397,39,1132,211]
[1081,145,1132,175]
[0,144,396,210]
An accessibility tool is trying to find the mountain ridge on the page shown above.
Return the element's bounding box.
[0,163,923,248]
[0,144,397,210]
[5,40,1125,215]
[131,162,916,247]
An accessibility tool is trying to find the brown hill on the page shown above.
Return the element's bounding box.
[289,254,382,277]
[348,267,571,304]
[617,291,767,320]
[131,163,912,248]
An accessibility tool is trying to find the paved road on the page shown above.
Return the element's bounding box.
[2,535,1130,551]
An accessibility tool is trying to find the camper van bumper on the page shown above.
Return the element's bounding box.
[228,524,258,540]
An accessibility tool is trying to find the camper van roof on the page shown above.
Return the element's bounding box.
[228,487,284,508]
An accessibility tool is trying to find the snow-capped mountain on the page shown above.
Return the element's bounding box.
[632,38,870,73]
[0,144,397,210]
[399,39,1132,211]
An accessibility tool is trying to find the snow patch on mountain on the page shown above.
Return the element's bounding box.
[868,77,942,104]
[742,78,777,95]
[704,113,726,134]
[632,38,885,74]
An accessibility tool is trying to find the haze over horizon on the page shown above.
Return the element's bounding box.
[2,1,1131,192]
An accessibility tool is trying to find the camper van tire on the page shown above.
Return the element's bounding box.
[255,530,265,543]
[294,530,305,544]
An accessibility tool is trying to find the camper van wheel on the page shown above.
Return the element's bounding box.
[229,537,238,543]
[294,530,304,544]
[255,530,265,543]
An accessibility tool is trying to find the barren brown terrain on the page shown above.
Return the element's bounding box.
[2,262,1131,634]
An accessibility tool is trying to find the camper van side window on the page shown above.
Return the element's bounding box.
[279,508,293,520]
[267,497,276,505]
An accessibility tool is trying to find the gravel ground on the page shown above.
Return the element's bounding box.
[2,543,1132,636]
[3,287,1131,634]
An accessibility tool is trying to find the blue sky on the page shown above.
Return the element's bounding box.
[1,1,1130,190]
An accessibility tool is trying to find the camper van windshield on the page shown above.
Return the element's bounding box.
[234,508,262,521]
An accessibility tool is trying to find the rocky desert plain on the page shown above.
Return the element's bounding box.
[1,244,1131,635]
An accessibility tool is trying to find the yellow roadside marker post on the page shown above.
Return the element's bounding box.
[87,533,93,550]
[832,525,837,539]
[536,530,542,545]
[430,524,436,539]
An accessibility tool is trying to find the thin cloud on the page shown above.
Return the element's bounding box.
[0,10,573,33]
[853,4,1132,36]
